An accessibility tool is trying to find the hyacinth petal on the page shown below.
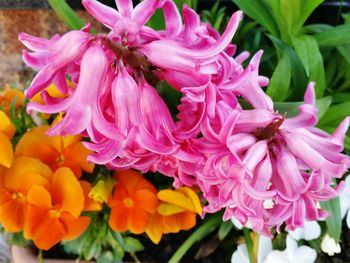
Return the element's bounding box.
[22,50,49,70]
[192,11,243,58]
[115,0,133,17]
[331,117,350,151]
[50,46,108,136]
[132,0,160,26]
[182,5,200,40]
[25,31,89,99]
[162,0,182,36]
[242,140,267,172]
[82,0,120,29]
[275,148,305,199]
[18,32,55,51]
[285,134,345,177]
[234,51,273,110]
[282,83,318,128]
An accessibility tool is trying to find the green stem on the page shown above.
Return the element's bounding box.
[47,0,85,30]
[168,216,221,263]
[243,228,254,263]
[38,250,43,263]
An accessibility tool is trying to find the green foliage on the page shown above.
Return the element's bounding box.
[48,0,85,30]
[63,215,143,262]
[202,1,227,31]
[320,197,342,243]
[218,220,234,241]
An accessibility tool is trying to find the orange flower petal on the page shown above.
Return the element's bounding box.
[63,142,94,173]
[0,199,26,232]
[109,204,128,232]
[0,111,15,138]
[175,211,196,230]
[128,207,149,234]
[60,212,90,240]
[27,185,52,209]
[50,167,84,217]
[24,205,48,240]
[108,183,128,207]
[162,215,180,234]
[0,133,13,168]
[80,181,102,212]
[114,170,142,194]
[145,213,163,244]
[4,157,52,193]
[32,216,65,250]
[133,189,158,214]
[15,126,59,165]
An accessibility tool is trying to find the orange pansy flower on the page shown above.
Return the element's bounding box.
[108,170,159,234]
[0,157,52,232]
[146,187,202,244]
[0,111,15,168]
[0,85,25,116]
[24,167,90,250]
[15,126,94,178]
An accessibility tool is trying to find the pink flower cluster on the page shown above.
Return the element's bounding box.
[20,0,350,235]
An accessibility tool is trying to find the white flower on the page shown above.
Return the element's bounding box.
[321,234,341,256]
[340,176,350,228]
[231,235,272,263]
[231,234,316,263]
[288,221,321,241]
[264,235,316,263]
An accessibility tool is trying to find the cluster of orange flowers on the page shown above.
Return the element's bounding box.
[0,87,202,250]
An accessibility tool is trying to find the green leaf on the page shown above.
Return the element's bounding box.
[274,96,332,119]
[48,0,85,30]
[297,0,324,31]
[268,34,308,100]
[122,237,144,253]
[266,52,291,101]
[318,101,350,127]
[320,197,342,243]
[146,9,165,30]
[315,24,350,46]
[218,221,234,241]
[292,35,326,97]
[337,45,350,65]
[233,0,279,36]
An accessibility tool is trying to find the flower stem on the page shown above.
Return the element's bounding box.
[168,216,221,263]
[243,228,254,263]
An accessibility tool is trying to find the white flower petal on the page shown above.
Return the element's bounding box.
[293,245,317,263]
[257,236,273,263]
[231,244,250,263]
[264,251,289,263]
[321,234,341,256]
[302,221,321,241]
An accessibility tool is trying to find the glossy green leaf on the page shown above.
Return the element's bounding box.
[218,221,234,241]
[320,197,342,243]
[337,45,350,65]
[268,35,308,100]
[266,52,291,101]
[48,0,85,30]
[233,0,279,36]
[291,35,326,97]
[122,237,144,253]
[296,0,324,31]
[318,101,350,127]
[315,24,350,46]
